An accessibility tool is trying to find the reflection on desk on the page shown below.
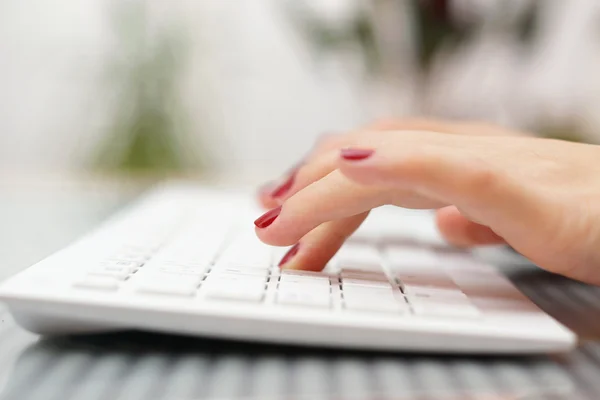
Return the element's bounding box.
[0,326,581,400]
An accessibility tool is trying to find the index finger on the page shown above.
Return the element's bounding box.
[254,169,446,246]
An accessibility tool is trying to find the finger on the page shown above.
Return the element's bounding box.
[435,206,506,247]
[255,169,446,246]
[277,213,369,271]
[336,134,554,245]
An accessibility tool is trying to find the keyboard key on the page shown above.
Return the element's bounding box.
[342,285,396,300]
[277,283,331,308]
[339,271,388,281]
[342,278,391,289]
[153,251,213,267]
[203,282,265,302]
[160,265,208,276]
[410,301,481,319]
[279,274,330,286]
[217,231,273,267]
[281,270,333,278]
[385,246,442,270]
[206,273,266,286]
[402,284,466,299]
[277,291,331,308]
[344,296,407,313]
[73,277,119,291]
[133,273,202,297]
[142,262,208,276]
[343,286,406,313]
[217,247,272,268]
[153,238,220,266]
[210,265,269,276]
[396,272,456,291]
[278,282,331,295]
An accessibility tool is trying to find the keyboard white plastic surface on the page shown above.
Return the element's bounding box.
[0,184,576,354]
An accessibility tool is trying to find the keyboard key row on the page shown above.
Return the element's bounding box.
[70,235,483,319]
[71,275,480,318]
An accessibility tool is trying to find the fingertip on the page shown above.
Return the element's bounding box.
[278,242,326,272]
[254,207,303,247]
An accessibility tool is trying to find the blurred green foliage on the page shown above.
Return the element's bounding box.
[283,0,594,143]
[94,1,193,174]
[283,2,381,75]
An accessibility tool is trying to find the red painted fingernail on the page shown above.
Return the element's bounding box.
[340,148,374,161]
[279,243,300,267]
[254,206,282,228]
[271,173,296,198]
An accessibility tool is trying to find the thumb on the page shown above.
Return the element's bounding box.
[435,206,506,247]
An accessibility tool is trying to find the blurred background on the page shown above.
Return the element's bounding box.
[1,0,600,187]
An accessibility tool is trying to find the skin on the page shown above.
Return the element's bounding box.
[255,118,600,286]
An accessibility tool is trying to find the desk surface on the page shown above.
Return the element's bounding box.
[1,179,600,400]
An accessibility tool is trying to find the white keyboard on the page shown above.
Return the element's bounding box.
[0,184,576,353]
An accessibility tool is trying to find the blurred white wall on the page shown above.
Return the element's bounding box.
[0,0,374,180]
[0,0,112,172]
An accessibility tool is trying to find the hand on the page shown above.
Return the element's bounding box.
[254,125,600,286]
[256,118,524,273]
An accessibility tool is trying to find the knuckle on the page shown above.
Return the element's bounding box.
[393,152,438,179]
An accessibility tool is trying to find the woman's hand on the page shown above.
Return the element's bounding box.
[256,118,524,271]
[254,123,600,286]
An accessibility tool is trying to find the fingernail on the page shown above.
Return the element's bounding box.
[254,206,282,228]
[271,173,296,198]
[340,148,374,161]
[279,243,300,267]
